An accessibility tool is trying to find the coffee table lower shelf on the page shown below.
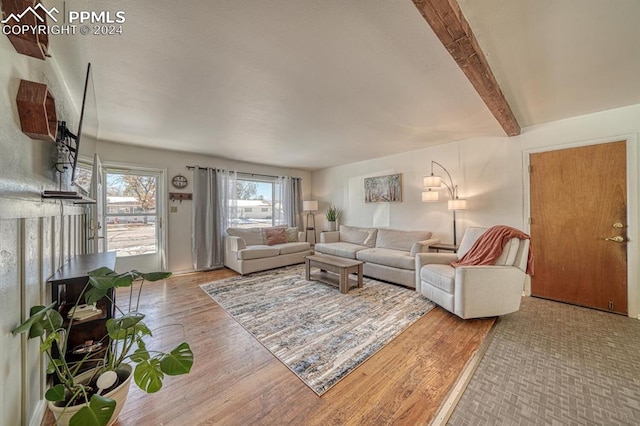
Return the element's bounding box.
[305,254,364,294]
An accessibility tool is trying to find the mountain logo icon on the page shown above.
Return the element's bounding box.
[1,2,59,24]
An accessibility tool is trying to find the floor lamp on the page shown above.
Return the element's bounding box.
[422,161,468,245]
[303,200,318,244]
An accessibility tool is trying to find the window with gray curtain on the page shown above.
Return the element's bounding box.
[192,169,301,270]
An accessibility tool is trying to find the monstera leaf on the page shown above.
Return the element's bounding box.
[160,343,194,376]
[132,343,193,392]
[134,358,164,393]
[11,302,61,338]
[69,395,116,426]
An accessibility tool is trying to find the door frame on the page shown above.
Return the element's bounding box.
[100,161,167,271]
[522,133,638,319]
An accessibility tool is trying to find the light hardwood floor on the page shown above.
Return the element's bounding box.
[45,269,494,425]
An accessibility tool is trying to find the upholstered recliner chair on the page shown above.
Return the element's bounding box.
[415,227,531,319]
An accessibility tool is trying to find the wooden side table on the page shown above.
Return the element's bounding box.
[430,243,459,253]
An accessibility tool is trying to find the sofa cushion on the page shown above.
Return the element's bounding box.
[320,231,340,243]
[356,248,415,270]
[420,264,455,293]
[315,242,367,259]
[237,245,280,260]
[226,227,265,246]
[265,228,287,245]
[375,229,433,252]
[273,242,311,255]
[363,229,378,248]
[285,227,299,242]
[339,225,378,247]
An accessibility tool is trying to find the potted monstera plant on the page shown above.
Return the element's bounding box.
[12,268,193,426]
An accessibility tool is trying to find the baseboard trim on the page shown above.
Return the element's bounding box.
[429,318,499,426]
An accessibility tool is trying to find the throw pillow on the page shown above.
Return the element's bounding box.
[285,227,299,242]
[265,228,287,245]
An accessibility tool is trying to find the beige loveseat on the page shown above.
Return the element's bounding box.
[314,225,438,288]
[224,227,311,275]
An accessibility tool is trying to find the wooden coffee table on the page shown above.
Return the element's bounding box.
[305,254,364,294]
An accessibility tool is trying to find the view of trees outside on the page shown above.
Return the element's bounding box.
[104,175,277,255]
[105,173,157,257]
[236,181,259,199]
[233,180,275,228]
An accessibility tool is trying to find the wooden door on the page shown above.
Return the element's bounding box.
[529,141,628,314]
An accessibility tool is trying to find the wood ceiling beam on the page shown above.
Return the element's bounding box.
[412,0,521,136]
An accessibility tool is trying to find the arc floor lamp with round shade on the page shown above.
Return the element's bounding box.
[422,161,467,245]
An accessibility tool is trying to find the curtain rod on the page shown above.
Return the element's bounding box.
[186,166,298,180]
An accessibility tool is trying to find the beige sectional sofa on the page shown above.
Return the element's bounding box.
[315,225,438,288]
[224,226,311,274]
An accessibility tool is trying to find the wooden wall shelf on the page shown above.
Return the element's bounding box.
[16,79,57,141]
[42,190,96,204]
[2,0,50,60]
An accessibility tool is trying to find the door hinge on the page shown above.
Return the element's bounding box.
[528,217,532,225]
[159,217,163,229]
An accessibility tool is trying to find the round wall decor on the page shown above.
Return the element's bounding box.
[171,174,188,189]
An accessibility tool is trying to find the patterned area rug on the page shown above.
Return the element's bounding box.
[200,265,434,395]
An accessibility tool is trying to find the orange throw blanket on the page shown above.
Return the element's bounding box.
[451,225,534,275]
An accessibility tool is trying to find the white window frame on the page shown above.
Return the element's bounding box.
[101,162,167,270]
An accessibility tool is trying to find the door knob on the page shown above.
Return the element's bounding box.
[612,223,624,228]
[605,236,625,243]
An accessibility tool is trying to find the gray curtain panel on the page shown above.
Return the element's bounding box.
[291,177,302,228]
[192,168,237,270]
[275,176,303,228]
[192,167,220,270]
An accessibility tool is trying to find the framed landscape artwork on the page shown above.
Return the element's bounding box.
[364,173,402,203]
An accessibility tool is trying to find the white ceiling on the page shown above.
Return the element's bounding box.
[51,0,640,170]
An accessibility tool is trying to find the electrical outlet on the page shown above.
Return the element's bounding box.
[170,206,178,213]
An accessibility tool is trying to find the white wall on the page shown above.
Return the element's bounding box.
[0,34,87,426]
[0,36,80,204]
[94,141,312,273]
[311,104,640,318]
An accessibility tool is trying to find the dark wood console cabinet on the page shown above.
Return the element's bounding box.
[47,252,117,363]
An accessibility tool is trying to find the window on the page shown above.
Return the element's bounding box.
[104,172,159,257]
[233,177,276,229]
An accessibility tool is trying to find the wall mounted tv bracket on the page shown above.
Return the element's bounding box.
[54,121,78,174]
